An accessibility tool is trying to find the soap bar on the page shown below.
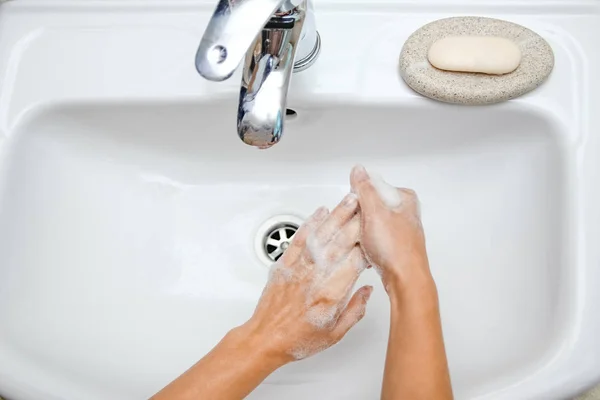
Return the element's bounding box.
[428,36,521,75]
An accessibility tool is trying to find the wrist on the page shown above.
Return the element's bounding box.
[384,264,439,308]
[228,322,289,371]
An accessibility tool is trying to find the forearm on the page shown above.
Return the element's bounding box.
[381,270,453,400]
[152,325,284,400]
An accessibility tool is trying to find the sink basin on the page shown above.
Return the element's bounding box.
[1,1,599,400]
[0,99,576,399]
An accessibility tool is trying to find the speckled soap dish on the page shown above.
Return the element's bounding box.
[399,16,555,105]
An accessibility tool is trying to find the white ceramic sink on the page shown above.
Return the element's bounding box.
[1,1,600,400]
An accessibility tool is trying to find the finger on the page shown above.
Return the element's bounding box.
[323,215,361,266]
[313,193,359,246]
[332,285,373,339]
[281,207,329,265]
[320,246,368,301]
[350,165,384,215]
[398,188,421,216]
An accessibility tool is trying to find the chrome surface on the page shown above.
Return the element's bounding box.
[196,0,319,148]
[196,0,285,81]
[263,222,299,262]
[293,31,321,73]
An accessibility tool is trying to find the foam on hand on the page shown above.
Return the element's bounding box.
[306,233,330,275]
[367,171,403,209]
[306,305,337,329]
[290,339,331,361]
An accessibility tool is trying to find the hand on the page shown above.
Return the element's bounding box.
[241,194,372,364]
[350,165,431,292]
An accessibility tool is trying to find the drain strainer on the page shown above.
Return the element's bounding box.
[255,215,304,266]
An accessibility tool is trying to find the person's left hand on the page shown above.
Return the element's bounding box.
[240,194,373,364]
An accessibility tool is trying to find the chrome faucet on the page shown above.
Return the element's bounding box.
[195,0,320,148]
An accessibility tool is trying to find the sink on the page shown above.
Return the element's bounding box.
[1,1,599,400]
[0,99,568,399]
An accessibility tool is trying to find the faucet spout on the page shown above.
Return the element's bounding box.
[196,0,320,148]
[237,3,308,147]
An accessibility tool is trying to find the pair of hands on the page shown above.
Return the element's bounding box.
[150,165,450,400]
[241,165,432,365]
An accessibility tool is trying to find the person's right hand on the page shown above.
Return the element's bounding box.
[350,166,452,400]
[350,165,432,292]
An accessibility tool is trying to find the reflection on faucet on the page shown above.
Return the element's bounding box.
[196,0,320,148]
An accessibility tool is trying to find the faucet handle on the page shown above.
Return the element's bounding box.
[196,0,288,81]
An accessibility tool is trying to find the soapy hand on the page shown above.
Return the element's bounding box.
[350,165,432,291]
[242,194,372,362]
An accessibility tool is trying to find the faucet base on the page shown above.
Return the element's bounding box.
[294,31,321,72]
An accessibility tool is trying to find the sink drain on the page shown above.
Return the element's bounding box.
[255,215,304,266]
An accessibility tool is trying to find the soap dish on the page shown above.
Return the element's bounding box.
[399,16,554,105]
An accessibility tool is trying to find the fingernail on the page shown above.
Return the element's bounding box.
[343,193,358,207]
[352,165,368,182]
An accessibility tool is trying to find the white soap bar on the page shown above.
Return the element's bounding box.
[428,36,522,75]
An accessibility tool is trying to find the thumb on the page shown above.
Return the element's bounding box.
[332,285,373,339]
[350,165,384,215]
